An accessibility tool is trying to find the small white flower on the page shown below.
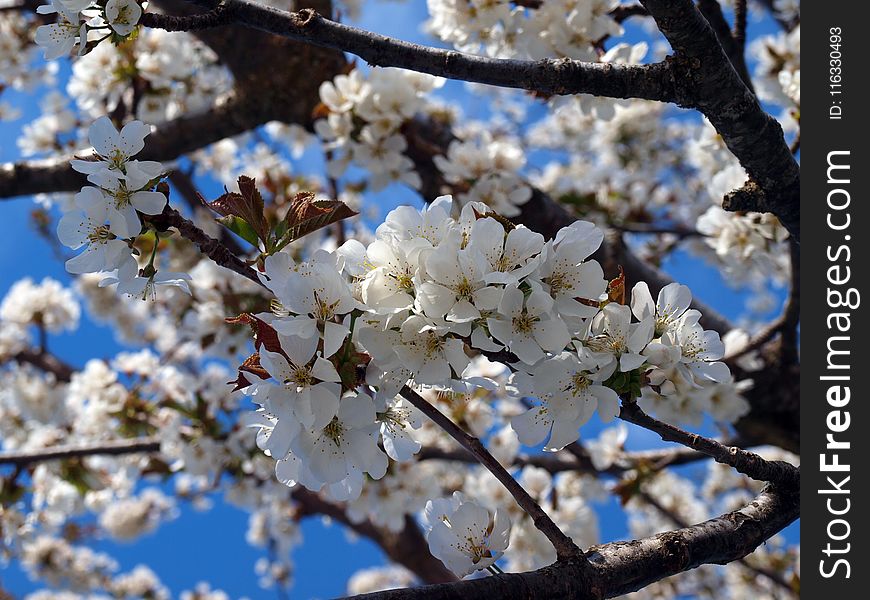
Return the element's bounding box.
[125,270,192,300]
[393,315,470,386]
[586,424,628,471]
[583,303,653,373]
[418,231,503,326]
[424,492,511,577]
[290,391,388,497]
[259,336,343,446]
[105,0,143,37]
[531,221,607,320]
[374,393,422,462]
[56,202,131,274]
[270,259,359,358]
[509,352,618,450]
[487,285,570,365]
[35,15,85,61]
[77,175,166,238]
[71,117,163,183]
[662,311,730,384]
[630,281,693,337]
[464,215,545,286]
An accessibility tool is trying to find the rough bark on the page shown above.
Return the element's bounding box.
[180,0,680,101]
[340,485,798,600]
[640,0,800,241]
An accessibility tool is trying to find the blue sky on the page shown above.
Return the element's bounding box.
[0,3,797,598]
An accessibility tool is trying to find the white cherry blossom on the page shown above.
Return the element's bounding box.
[57,202,131,274]
[105,0,143,37]
[487,285,570,365]
[425,493,511,577]
[509,352,619,450]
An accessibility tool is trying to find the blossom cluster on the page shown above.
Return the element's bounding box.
[425,0,621,60]
[244,197,733,511]
[433,130,532,217]
[57,116,191,299]
[35,0,143,60]
[315,68,444,190]
[70,27,232,124]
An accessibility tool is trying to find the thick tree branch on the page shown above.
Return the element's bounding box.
[696,0,753,91]
[618,401,799,488]
[399,387,586,564]
[140,4,237,31]
[0,437,161,467]
[178,0,679,101]
[292,489,457,584]
[342,484,798,599]
[637,488,796,596]
[639,0,800,241]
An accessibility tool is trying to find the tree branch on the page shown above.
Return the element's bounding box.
[636,488,797,596]
[399,386,586,564]
[140,3,237,31]
[177,0,679,101]
[696,0,753,91]
[340,484,798,599]
[732,0,748,49]
[418,439,742,476]
[0,437,161,467]
[9,348,75,382]
[618,401,799,488]
[0,95,272,200]
[145,203,268,289]
[639,0,800,241]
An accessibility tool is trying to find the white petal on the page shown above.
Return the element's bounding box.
[511,407,552,447]
[323,321,351,358]
[89,116,120,157]
[130,191,166,215]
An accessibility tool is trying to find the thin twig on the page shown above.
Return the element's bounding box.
[145,203,269,289]
[399,386,584,562]
[612,223,700,239]
[167,169,247,256]
[723,240,799,365]
[618,401,799,488]
[722,317,785,364]
[418,440,741,475]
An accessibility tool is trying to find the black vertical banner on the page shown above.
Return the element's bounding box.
[802,3,869,596]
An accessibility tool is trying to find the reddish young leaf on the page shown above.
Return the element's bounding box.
[225,313,283,355]
[228,372,253,393]
[203,176,270,243]
[607,265,626,305]
[239,352,271,380]
[280,192,358,246]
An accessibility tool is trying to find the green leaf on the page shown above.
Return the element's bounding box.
[218,215,260,248]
